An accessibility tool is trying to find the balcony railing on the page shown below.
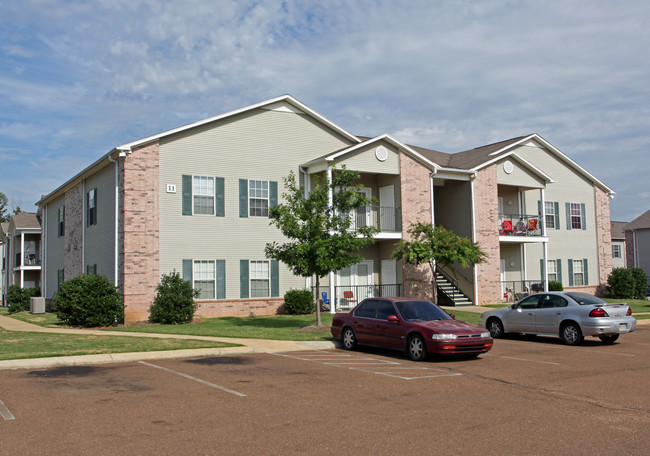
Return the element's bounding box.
[313,284,403,312]
[346,206,401,232]
[499,214,542,237]
[501,280,545,303]
[15,252,41,267]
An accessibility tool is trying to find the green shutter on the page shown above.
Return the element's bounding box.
[540,259,545,281]
[215,177,225,217]
[216,259,226,299]
[183,259,193,284]
[269,181,278,209]
[554,202,560,230]
[568,259,574,286]
[239,179,248,218]
[583,258,589,285]
[556,259,562,283]
[182,175,192,216]
[271,259,279,297]
[565,203,572,230]
[581,203,586,230]
[240,259,249,298]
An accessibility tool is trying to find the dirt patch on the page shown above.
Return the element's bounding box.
[297,325,330,332]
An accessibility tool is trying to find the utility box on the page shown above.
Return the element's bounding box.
[30,297,45,314]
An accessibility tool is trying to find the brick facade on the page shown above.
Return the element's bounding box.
[399,152,434,299]
[594,186,613,295]
[64,182,84,280]
[473,165,502,305]
[196,298,284,318]
[119,143,160,324]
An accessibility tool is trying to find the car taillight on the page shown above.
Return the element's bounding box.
[589,307,609,318]
[627,307,632,316]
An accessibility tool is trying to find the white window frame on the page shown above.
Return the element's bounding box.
[547,260,557,282]
[570,203,583,230]
[248,180,269,217]
[544,201,556,229]
[58,206,65,237]
[250,260,270,298]
[194,260,216,299]
[192,176,215,216]
[572,259,584,286]
[87,188,97,226]
[612,244,622,258]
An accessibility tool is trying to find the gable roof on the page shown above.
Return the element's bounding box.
[625,209,650,230]
[611,221,628,240]
[10,212,41,230]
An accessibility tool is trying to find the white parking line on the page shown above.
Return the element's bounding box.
[138,361,246,397]
[271,351,463,380]
[486,354,561,366]
[0,400,15,421]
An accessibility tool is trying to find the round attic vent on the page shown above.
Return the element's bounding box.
[375,146,388,162]
[503,160,514,174]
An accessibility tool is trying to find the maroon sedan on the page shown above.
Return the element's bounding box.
[331,297,493,361]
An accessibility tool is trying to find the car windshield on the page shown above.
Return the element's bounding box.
[394,301,453,322]
[565,292,607,305]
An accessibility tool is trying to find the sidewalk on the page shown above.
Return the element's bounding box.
[0,315,335,370]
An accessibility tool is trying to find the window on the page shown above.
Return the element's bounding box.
[250,260,270,297]
[544,201,556,229]
[572,259,584,286]
[86,264,97,276]
[57,269,64,292]
[58,206,65,237]
[612,244,622,258]
[193,176,215,215]
[87,188,97,226]
[194,260,216,299]
[570,203,582,229]
[547,260,557,282]
[249,180,269,217]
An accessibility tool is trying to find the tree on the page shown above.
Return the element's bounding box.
[0,192,8,223]
[265,167,377,326]
[392,222,485,305]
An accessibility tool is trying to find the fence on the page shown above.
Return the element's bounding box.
[312,284,403,312]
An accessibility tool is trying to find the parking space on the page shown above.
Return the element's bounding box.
[1,327,648,455]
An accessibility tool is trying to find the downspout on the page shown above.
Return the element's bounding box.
[430,170,436,225]
[470,172,478,306]
[540,188,548,291]
[42,204,47,298]
[20,231,25,288]
[107,153,120,286]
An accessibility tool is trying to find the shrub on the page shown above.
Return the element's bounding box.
[283,289,315,315]
[606,268,635,299]
[548,281,564,291]
[7,285,40,314]
[150,271,200,324]
[630,268,649,299]
[55,274,124,327]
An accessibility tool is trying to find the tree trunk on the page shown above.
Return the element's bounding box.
[315,275,322,326]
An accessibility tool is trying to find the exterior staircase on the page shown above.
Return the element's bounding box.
[435,272,473,307]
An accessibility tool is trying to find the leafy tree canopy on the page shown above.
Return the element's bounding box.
[265,167,378,325]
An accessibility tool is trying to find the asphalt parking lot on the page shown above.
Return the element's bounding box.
[1,328,648,455]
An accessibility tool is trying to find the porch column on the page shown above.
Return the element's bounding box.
[20,231,24,288]
[540,189,548,291]
[327,164,336,313]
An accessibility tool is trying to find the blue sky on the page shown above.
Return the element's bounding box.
[1,0,649,221]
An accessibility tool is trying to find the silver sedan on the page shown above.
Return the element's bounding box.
[477,292,636,345]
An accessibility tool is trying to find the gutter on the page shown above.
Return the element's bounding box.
[107,152,120,286]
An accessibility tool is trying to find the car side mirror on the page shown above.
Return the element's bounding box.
[449,313,456,320]
[511,304,518,310]
[387,315,400,322]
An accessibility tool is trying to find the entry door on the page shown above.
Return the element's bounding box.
[500,259,506,299]
[337,260,374,304]
[379,185,395,231]
[355,188,372,229]
[381,260,398,296]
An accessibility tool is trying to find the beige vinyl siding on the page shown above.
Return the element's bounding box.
[335,142,400,175]
[158,107,355,298]
[515,143,599,286]
[634,229,650,274]
[45,195,65,298]
[433,180,472,238]
[83,163,116,283]
[496,159,545,188]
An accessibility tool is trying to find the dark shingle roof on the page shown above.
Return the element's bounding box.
[625,209,650,230]
[11,212,41,230]
[611,221,628,240]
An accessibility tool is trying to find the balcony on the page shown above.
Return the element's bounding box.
[347,205,401,234]
[15,252,41,268]
[499,214,544,240]
[314,283,403,312]
[501,280,545,303]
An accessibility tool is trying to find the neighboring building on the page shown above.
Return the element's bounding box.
[624,209,650,278]
[0,213,42,306]
[1,222,8,306]
[37,95,615,324]
[611,221,628,269]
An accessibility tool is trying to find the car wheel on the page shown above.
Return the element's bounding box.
[407,334,427,361]
[341,327,357,350]
[487,318,504,338]
[560,322,584,346]
[598,334,619,344]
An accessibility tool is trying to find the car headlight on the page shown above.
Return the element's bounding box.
[431,333,459,340]
[481,332,490,338]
